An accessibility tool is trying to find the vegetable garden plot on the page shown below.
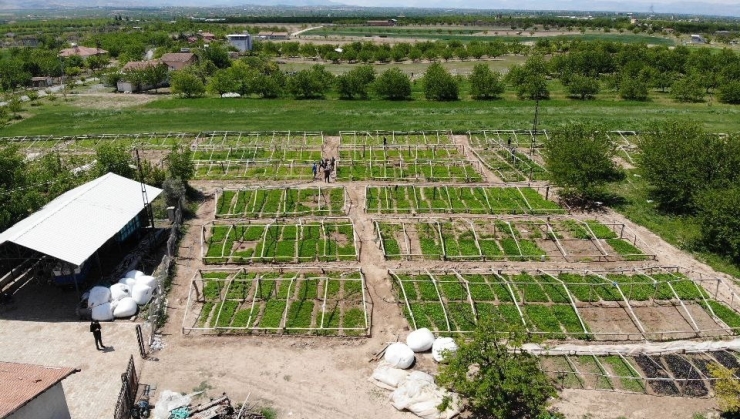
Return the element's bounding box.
[194,159,317,180]
[471,147,548,182]
[374,217,651,262]
[541,353,725,397]
[336,159,482,183]
[202,219,357,264]
[467,130,550,148]
[339,144,463,161]
[192,146,322,163]
[389,268,740,341]
[215,187,348,218]
[2,132,195,155]
[195,131,324,148]
[181,269,369,336]
[339,130,454,146]
[365,186,565,215]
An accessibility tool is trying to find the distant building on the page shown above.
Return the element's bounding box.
[118,60,167,93]
[366,19,397,27]
[199,31,216,41]
[690,34,706,43]
[31,76,52,88]
[257,31,289,40]
[227,33,253,52]
[58,45,107,58]
[0,362,78,419]
[160,52,197,71]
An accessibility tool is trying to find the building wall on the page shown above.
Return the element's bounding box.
[227,34,253,52]
[8,383,72,419]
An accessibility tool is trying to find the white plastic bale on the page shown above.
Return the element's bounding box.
[390,373,460,419]
[118,277,137,288]
[135,275,157,289]
[131,284,154,305]
[113,297,138,318]
[125,269,145,279]
[432,337,458,363]
[109,283,131,301]
[91,302,113,321]
[384,342,416,369]
[406,328,435,352]
[87,286,111,308]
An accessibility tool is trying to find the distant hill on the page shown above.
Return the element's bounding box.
[1,0,739,18]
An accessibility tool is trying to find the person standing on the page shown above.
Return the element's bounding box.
[90,320,106,350]
[312,162,318,180]
[324,164,331,183]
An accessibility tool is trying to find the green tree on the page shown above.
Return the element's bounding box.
[638,121,740,213]
[468,64,505,100]
[670,76,704,102]
[566,75,600,100]
[208,68,238,97]
[166,144,195,181]
[170,70,206,98]
[436,321,556,419]
[336,65,375,99]
[543,123,622,202]
[374,68,412,100]
[619,77,648,101]
[506,56,550,100]
[422,62,459,101]
[718,81,740,104]
[202,43,231,69]
[96,143,135,179]
[145,62,169,93]
[287,65,333,99]
[696,186,740,263]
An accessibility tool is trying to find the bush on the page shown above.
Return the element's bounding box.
[469,63,505,100]
[421,62,459,101]
[619,78,649,101]
[670,76,704,102]
[718,81,740,104]
[374,68,411,100]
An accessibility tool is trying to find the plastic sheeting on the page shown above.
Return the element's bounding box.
[370,362,410,390]
[91,302,113,321]
[118,277,137,288]
[136,275,156,289]
[132,284,154,305]
[113,297,138,318]
[384,343,416,369]
[125,269,145,279]
[153,390,192,419]
[407,328,435,353]
[432,338,458,363]
[522,339,740,356]
[109,283,131,301]
[87,286,111,308]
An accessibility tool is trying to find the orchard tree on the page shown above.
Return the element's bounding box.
[422,62,459,101]
[287,65,333,99]
[670,76,704,102]
[566,75,600,100]
[468,64,505,100]
[170,69,206,98]
[208,68,238,97]
[718,81,740,104]
[436,321,556,419]
[374,68,412,100]
[696,186,740,263]
[506,55,550,100]
[619,77,648,101]
[96,143,135,179]
[336,65,375,99]
[543,123,622,202]
[166,144,195,182]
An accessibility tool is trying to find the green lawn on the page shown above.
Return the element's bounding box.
[5,92,740,136]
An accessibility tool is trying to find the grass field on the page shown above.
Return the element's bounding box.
[5,92,740,136]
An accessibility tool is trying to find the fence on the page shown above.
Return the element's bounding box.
[113,355,138,419]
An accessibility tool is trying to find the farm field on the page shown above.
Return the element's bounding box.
[375,217,652,262]
[182,269,369,336]
[390,268,740,341]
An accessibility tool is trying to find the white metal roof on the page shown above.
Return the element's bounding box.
[0,173,162,266]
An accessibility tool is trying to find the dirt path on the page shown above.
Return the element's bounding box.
[453,134,503,183]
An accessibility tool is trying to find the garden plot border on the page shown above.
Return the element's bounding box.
[539,352,739,398]
[335,157,483,183]
[0,132,195,154]
[193,159,319,180]
[194,130,324,148]
[469,144,548,183]
[200,217,359,264]
[364,185,564,215]
[467,129,550,149]
[214,186,350,219]
[338,130,454,146]
[374,216,656,262]
[388,266,740,341]
[192,144,322,163]
[181,267,370,336]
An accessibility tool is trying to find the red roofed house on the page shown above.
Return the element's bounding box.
[160,52,197,71]
[58,45,107,58]
[0,362,78,419]
[199,31,216,41]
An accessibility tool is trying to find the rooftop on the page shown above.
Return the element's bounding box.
[0,362,78,418]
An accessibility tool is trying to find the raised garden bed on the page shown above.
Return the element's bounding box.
[216,187,347,218]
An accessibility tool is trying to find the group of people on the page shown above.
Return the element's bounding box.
[312,157,336,183]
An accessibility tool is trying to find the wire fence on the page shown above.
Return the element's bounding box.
[181,268,370,336]
[388,267,740,342]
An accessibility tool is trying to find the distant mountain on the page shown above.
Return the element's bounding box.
[2,0,739,17]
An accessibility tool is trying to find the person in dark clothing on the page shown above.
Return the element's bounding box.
[330,156,335,167]
[312,162,318,180]
[90,320,106,350]
[383,136,387,146]
[324,165,331,183]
